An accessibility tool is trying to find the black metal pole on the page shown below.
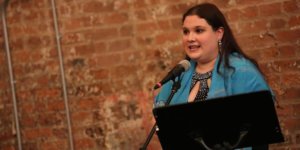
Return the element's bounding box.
[140,78,182,150]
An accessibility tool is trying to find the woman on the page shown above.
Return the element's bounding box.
[155,3,272,150]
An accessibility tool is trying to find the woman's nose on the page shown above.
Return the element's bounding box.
[187,33,196,41]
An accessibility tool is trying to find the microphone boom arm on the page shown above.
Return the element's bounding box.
[140,75,183,150]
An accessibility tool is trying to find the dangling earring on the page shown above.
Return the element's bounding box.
[218,40,222,54]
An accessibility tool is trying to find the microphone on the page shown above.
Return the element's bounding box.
[153,60,191,90]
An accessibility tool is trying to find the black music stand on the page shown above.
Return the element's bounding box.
[153,90,284,150]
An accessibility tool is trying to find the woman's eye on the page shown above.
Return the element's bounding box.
[182,29,189,35]
[195,28,204,33]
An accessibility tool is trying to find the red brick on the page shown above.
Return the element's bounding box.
[236,0,264,5]
[40,140,68,150]
[296,132,300,144]
[260,47,280,60]
[20,115,36,128]
[44,60,60,73]
[20,103,35,114]
[170,17,182,29]
[108,39,132,51]
[238,34,277,50]
[19,0,49,9]
[240,6,259,20]
[8,26,22,38]
[276,104,294,118]
[110,65,139,79]
[11,50,30,63]
[24,23,51,35]
[282,73,300,88]
[269,18,287,30]
[22,128,53,141]
[167,3,191,16]
[57,3,82,18]
[0,80,8,90]
[0,130,15,142]
[88,28,119,41]
[276,29,300,42]
[90,69,109,80]
[288,16,300,29]
[25,36,52,50]
[47,100,66,112]
[136,36,154,46]
[282,118,300,131]
[121,51,144,65]
[31,51,44,63]
[238,20,267,34]
[133,10,148,21]
[71,111,93,125]
[22,9,48,23]
[37,112,65,126]
[155,31,180,45]
[61,16,90,31]
[0,145,15,150]
[82,1,114,13]
[36,76,50,87]
[34,100,47,113]
[52,128,68,139]
[136,22,159,35]
[74,138,96,149]
[103,12,129,24]
[225,9,241,22]
[158,20,172,31]
[259,3,283,17]
[133,0,147,9]
[93,41,107,53]
[74,98,100,111]
[120,25,134,37]
[6,9,22,24]
[293,104,300,116]
[57,4,72,17]
[278,45,298,59]
[282,87,300,100]
[34,88,61,99]
[259,63,276,75]
[146,20,171,33]
[94,53,122,68]
[9,38,24,51]
[82,16,101,27]
[113,1,130,10]
[74,44,96,56]
[273,59,300,73]
[22,142,38,150]
[283,0,300,13]
[17,90,34,102]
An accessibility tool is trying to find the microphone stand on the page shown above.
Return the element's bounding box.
[140,77,182,150]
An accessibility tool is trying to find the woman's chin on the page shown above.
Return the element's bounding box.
[186,54,201,61]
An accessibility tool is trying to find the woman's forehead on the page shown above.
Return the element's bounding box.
[183,15,210,28]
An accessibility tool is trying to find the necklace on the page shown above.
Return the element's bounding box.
[190,71,212,101]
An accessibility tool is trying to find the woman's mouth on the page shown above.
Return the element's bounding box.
[188,45,200,51]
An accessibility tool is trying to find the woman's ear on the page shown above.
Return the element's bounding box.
[216,27,224,41]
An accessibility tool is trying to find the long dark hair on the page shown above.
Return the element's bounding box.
[182,3,261,74]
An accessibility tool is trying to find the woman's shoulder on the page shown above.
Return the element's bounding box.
[229,53,256,69]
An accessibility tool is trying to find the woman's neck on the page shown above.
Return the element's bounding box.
[195,58,217,74]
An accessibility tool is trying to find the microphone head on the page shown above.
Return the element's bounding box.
[178,60,191,71]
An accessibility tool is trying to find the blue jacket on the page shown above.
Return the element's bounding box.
[155,53,273,106]
[155,53,274,150]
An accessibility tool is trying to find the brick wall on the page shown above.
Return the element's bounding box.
[0,0,299,149]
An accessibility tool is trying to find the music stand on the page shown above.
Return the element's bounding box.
[153,90,284,150]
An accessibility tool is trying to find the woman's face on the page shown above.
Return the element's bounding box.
[182,15,223,64]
